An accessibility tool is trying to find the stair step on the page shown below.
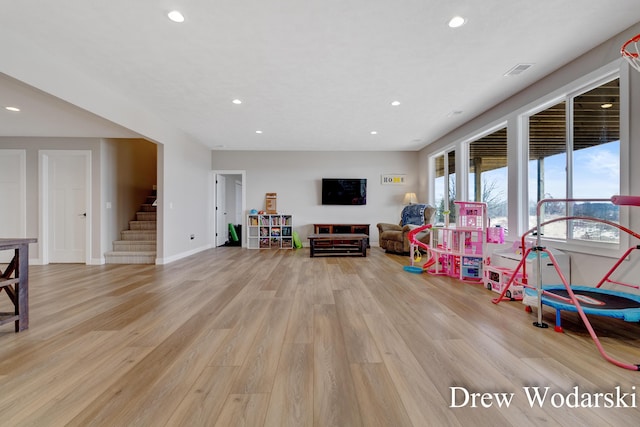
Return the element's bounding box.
[136,212,157,221]
[121,230,156,241]
[113,240,156,251]
[129,220,157,230]
[105,190,158,264]
[105,251,156,265]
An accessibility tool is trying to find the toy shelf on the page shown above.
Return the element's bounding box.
[247,214,293,249]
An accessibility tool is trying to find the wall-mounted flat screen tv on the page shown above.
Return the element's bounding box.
[322,178,367,205]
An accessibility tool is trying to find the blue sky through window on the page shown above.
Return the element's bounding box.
[527,140,619,202]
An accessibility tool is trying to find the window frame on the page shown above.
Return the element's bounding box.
[431,148,456,226]
[427,61,629,258]
[521,66,629,257]
[466,124,509,232]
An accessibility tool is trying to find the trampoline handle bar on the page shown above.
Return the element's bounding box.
[611,195,640,206]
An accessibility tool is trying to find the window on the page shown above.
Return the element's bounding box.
[434,150,455,225]
[528,100,567,237]
[527,77,620,244]
[468,127,508,229]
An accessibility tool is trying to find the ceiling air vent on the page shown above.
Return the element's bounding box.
[504,63,533,76]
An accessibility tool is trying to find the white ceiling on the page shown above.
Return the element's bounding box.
[1,1,640,151]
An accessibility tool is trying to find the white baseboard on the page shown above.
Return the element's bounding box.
[156,244,212,265]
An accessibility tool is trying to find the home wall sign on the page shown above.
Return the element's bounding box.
[381,174,407,185]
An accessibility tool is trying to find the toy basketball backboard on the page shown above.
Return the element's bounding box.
[621,33,640,73]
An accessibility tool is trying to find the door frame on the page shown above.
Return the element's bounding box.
[211,170,246,248]
[39,150,92,264]
[216,174,227,247]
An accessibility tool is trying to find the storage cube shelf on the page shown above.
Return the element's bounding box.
[247,214,293,249]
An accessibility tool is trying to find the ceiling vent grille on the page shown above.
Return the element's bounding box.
[504,63,533,76]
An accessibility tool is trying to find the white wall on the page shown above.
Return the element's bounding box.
[2,24,215,265]
[0,136,213,266]
[156,138,212,263]
[211,151,421,245]
[101,139,118,260]
[418,23,640,289]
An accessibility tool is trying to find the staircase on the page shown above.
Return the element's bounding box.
[105,192,157,264]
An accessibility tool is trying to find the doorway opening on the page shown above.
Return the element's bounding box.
[212,170,246,247]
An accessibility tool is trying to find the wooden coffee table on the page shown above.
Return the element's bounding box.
[308,233,368,257]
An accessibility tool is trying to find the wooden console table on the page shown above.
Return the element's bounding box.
[0,238,37,332]
[308,233,368,257]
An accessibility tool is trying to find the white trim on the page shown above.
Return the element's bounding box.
[515,60,621,119]
[156,244,212,265]
[520,67,627,257]
[433,60,626,258]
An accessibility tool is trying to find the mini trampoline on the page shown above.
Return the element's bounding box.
[492,195,640,371]
[523,285,640,324]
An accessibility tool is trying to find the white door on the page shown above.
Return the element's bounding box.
[46,151,89,263]
[216,175,227,246]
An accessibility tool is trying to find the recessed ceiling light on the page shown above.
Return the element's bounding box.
[5,106,20,112]
[370,131,378,135]
[168,10,185,23]
[255,130,263,134]
[232,99,242,105]
[448,16,466,28]
[601,103,613,109]
[391,101,401,106]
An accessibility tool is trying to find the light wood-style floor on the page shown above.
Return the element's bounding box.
[1,247,640,426]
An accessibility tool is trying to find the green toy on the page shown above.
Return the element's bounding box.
[292,231,302,249]
[228,223,239,241]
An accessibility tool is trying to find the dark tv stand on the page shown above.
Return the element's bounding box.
[313,224,370,247]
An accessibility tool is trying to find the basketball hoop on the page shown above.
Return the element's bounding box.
[621,33,640,73]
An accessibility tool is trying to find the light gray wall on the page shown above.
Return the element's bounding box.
[417,22,640,289]
[211,151,421,245]
[0,136,212,265]
[101,139,118,259]
[157,138,212,263]
[0,137,103,262]
[1,21,215,265]
[0,137,160,264]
